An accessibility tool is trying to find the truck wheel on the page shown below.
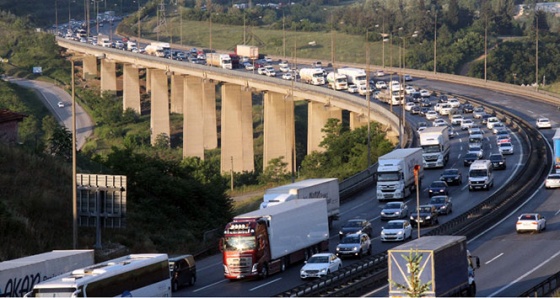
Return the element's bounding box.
[172,281,179,292]
[189,275,196,286]
[260,264,269,279]
[467,282,476,296]
[281,257,287,272]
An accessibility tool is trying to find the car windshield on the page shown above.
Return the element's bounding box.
[465,153,478,158]
[340,236,360,244]
[308,256,329,263]
[431,182,446,188]
[442,169,458,176]
[490,155,502,161]
[519,214,537,221]
[469,169,488,177]
[386,222,404,229]
[344,221,363,227]
[419,207,432,213]
[430,197,446,204]
[385,202,401,209]
[499,143,511,148]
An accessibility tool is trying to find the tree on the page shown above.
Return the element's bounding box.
[46,125,72,160]
[259,157,290,185]
[389,249,432,297]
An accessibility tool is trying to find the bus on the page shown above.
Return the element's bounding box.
[24,254,171,297]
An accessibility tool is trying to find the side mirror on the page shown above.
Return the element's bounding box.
[218,238,225,252]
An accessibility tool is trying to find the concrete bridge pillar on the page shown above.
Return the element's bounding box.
[170,74,184,114]
[123,64,141,114]
[308,102,342,154]
[221,83,254,173]
[350,111,369,130]
[150,69,170,146]
[145,68,152,93]
[100,59,117,95]
[263,91,294,172]
[202,80,217,150]
[82,55,97,79]
[183,76,204,159]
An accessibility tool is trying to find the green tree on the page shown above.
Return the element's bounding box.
[46,125,72,159]
[259,156,290,185]
[389,249,433,297]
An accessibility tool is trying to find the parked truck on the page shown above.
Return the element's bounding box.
[260,178,340,227]
[419,126,450,168]
[376,148,424,201]
[0,250,95,296]
[326,72,348,90]
[97,34,111,47]
[299,68,325,85]
[337,68,367,87]
[220,199,330,280]
[554,128,560,173]
[229,53,240,69]
[126,40,137,51]
[145,42,170,57]
[236,45,259,59]
[206,53,232,69]
[388,235,479,297]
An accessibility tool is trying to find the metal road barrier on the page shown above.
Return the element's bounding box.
[276,95,550,297]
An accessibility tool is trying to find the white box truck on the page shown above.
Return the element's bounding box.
[337,68,367,87]
[326,72,348,90]
[206,53,232,69]
[260,178,340,227]
[388,236,479,297]
[299,68,325,85]
[0,250,95,296]
[468,159,494,191]
[145,42,170,57]
[235,45,259,59]
[221,199,329,279]
[419,126,450,168]
[376,148,424,201]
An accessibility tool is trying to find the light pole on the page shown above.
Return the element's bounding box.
[414,165,421,238]
[366,29,371,167]
[71,58,78,249]
[484,15,487,81]
[434,11,437,74]
[535,12,539,91]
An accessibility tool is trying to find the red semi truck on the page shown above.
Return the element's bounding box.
[220,199,329,279]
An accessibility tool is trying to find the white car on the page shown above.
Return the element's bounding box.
[403,74,413,81]
[375,70,385,77]
[375,81,387,89]
[468,124,482,135]
[380,220,413,242]
[281,73,294,80]
[257,67,266,75]
[486,117,501,129]
[405,86,416,95]
[498,142,514,155]
[451,115,464,126]
[425,110,438,120]
[358,85,373,96]
[438,104,453,116]
[279,65,290,73]
[433,118,448,127]
[347,84,358,93]
[243,62,254,71]
[447,98,461,108]
[300,253,343,279]
[468,147,484,158]
[516,213,546,233]
[461,119,474,130]
[496,134,511,144]
[545,173,560,189]
[536,117,552,129]
[473,107,486,119]
[492,122,506,134]
[419,89,431,98]
[404,102,416,111]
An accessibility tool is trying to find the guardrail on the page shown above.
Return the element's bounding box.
[277,94,550,297]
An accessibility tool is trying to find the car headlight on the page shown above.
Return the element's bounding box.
[381,211,386,216]
[395,211,401,215]
[319,268,327,274]
[339,231,343,235]
[429,189,433,193]
[336,246,340,252]
[397,231,403,235]
[426,216,431,219]
[441,206,447,209]
[352,246,358,251]
[381,230,386,236]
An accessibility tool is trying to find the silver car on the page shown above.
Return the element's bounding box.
[381,201,409,220]
[381,220,413,242]
[336,234,372,258]
[545,174,560,189]
[498,142,514,155]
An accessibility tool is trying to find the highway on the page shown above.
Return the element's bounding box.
[52,31,560,296]
[171,75,542,297]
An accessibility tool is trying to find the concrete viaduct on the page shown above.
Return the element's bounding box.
[57,37,400,173]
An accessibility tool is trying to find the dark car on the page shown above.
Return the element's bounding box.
[440,168,463,185]
[489,153,507,170]
[462,103,474,113]
[169,255,197,291]
[428,181,449,197]
[421,99,432,107]
[463,152,480,166]
[429,195,453,215]
[410,204,439,227]
[438,95,448,103]
[481,114,492,124]
[411,106,421,115]
[338,219,373,239]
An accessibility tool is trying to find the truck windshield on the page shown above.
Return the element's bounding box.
[313,73,323,78]
[224,236,256,251]
[355,75,366,81]
[378,172,400,182]
[469,169,488,177]
[422,145,441,153]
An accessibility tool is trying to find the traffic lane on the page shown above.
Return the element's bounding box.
[468,186,560,297]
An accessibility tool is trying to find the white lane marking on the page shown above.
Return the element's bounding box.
[192,279,229,292]
[488,250,560,297]
[250,278,282,291]
[485,253,503,265]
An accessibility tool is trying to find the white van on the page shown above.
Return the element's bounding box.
[468,160,493,191]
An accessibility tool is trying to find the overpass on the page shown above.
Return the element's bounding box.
[57,37,401,173]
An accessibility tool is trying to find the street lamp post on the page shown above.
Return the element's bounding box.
[71,58,78,249]
[414,165,421,238]
[535,12,539,91]
[366,29,371,167]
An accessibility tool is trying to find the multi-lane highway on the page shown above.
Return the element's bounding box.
[168,74,550,297]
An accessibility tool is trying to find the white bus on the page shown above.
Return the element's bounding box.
[24,254,171,297]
